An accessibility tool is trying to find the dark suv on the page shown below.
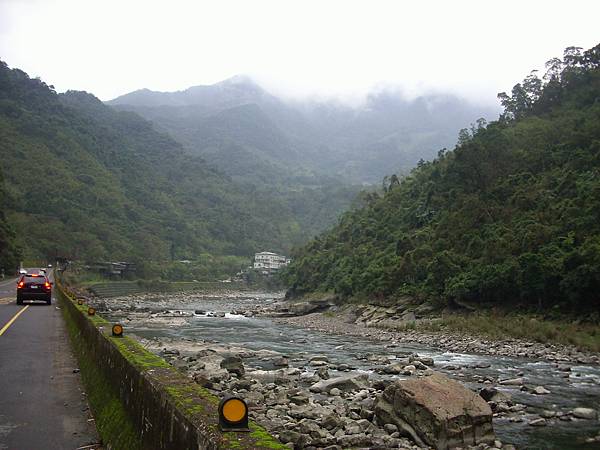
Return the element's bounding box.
[17,274,52,305]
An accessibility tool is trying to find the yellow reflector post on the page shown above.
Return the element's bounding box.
[112,323,123,337]
[218,396,249,432]
[223,399,245,422]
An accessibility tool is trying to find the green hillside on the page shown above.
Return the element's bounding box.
[283,44,600,313]
[0,61,356,268]
[0,167,20,272]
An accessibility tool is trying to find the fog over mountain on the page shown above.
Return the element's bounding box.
[108,77,500,183]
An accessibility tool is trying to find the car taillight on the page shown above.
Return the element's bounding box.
[44,282,51,289]
[17,281,24,289]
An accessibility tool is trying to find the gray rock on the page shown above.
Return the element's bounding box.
[499,377,524,386]
[336,433,373,447]
[345,423,362,435]
[310,360,329,367]
[360,408,374,420]
[231,379,253,390]
[309,375,368,394]
[247,369,289,385]
[283,367,301,376]
[172,359,188,370]
[289,395,309,406]
[354,419,372,432]
[220,355,245,377]
[402,364,417,375]
[419,357,435,367]
[572,407,598,420]
[411,360,429,370]
[322,414,341,430]
[529,418,547,427]
[288,300,333,316]
[278,430,301,444]
[479,387,498,402]
[384,423,398,434]
[329,388,342,396]
[315,366,330,380]
[532,386,551,395]
[272,356,289,368]
[380,363,403,375]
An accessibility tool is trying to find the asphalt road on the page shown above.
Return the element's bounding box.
[0,272,100,450]
[0,278,17,299]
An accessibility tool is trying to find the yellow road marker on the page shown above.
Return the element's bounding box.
[0,305,30,336]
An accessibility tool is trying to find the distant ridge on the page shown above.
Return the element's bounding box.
[108,76,499,183]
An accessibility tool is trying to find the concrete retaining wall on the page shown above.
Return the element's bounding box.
[56,277,284,450]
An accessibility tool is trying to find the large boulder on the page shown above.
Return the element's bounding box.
[288,299,334,316]
[375,372,494,449]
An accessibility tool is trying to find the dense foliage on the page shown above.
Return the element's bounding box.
[0,61,355,267]
[0,167,21,272]
[283,44,600,313]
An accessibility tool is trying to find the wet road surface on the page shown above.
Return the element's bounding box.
[0,273,100,450]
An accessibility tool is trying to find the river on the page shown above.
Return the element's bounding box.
[101,291,600,449]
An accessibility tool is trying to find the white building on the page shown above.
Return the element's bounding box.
[253,252,290,272]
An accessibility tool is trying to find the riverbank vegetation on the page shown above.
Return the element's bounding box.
[396,313,600,353]
[283,44,600,318]
[0,167,21,273]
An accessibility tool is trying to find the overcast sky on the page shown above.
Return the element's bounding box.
[0,0,598,105]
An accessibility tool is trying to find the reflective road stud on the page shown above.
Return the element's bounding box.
[218,396,249,432]
[112,323,123,337]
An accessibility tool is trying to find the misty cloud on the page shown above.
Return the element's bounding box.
[0,0,598,105]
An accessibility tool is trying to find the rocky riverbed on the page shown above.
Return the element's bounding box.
[270,301,600,366]
[89,291,600,449]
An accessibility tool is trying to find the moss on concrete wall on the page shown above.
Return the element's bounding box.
[56,276,285,450]
[58,287,143,450]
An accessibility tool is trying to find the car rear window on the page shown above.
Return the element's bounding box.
[25,275,46,282]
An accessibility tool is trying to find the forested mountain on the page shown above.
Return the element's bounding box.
[0,167,20,272]
[109,78,498,184]
[0,61,357,266]
[283,44,600,313]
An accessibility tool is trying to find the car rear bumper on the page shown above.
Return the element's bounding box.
[18,291,51,300]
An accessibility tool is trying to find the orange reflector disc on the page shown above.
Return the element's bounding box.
[112,324,123,336]
[222,398,246,423]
